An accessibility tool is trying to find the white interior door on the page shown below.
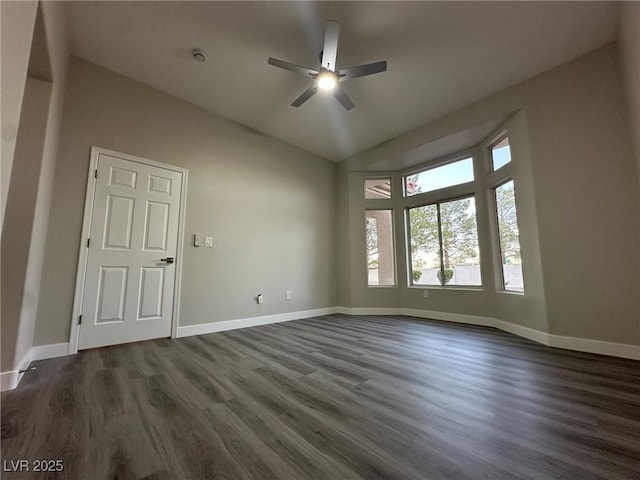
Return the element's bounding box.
[79,152,184,350]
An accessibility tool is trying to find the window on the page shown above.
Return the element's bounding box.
[366,210,395,286]
[491,137,511,170]
[494,180,524,292]
[405,157,474,196]
[408,197,481,286]
[365,178,392,199]
[362,125,525,294]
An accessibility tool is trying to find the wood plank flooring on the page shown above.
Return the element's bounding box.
[2,314,639,480]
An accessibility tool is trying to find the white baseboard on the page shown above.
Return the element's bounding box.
[0,349,33,392]
[547,335,640,359]
[492,317,552,346]
[403,308,495,328]
[0,371,21,392]
[176,307,338,338]
[335,307,401,316]
[31,343,70,361]
[3,307,636,391]
[336,306,640,360]
[1,343,70,392]
[2,308,339,391]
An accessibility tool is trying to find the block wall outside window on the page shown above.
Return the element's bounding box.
[365,178,392,199]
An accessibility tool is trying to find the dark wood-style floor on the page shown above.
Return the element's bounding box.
[2,314,639,480]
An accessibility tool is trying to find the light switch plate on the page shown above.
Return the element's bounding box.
[193,233,202,247]
[204,236,213,247]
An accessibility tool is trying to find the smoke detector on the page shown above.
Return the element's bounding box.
[192,48,206,62]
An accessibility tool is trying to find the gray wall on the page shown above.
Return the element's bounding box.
[34,56,337,346]
[338,43,639,345]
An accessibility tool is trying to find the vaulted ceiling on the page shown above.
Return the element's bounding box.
[64,1,619,161]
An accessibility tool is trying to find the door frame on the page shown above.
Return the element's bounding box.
[68,147,188,354]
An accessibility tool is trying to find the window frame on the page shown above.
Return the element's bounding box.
[400,147,482,290]
[491,177,525,294]
[402,150,476,198]
[406,193,482,288]
[489,135,512,172]
[483,131,525,294]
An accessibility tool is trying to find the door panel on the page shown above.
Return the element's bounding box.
[138,267,164,319]
[109,166,137,189]
[104,195,134,249]
[148,174,172,195]
[143,201,169,251]
[97,267,127,323]
[79,152,183,350]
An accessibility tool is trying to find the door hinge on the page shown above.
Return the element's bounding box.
[94,169,98,179]
[78,315,82,325]
[87,238,91,248]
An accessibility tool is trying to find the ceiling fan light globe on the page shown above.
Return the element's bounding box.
[317,72,337,91]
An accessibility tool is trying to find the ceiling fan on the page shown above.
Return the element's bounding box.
[268,20,387,111]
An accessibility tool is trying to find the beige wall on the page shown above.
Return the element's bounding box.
[34,56,336,346]
[522,44,637,342]
[339,43,639,345]
[1,0,38,230]
[618,2,640,335]
[1,78,51,371]
[1,1,69,378]
[619,2,640,177]
[336,162,352,307]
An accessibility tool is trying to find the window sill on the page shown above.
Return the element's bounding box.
[408,285,483,292]
[497,290,525,296]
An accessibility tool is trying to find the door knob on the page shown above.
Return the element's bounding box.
[160,257,175,264]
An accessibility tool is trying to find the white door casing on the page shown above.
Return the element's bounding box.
[70,148,187,351]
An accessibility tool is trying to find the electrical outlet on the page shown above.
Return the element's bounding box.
[285,290,292,300]
[423,290,429,298]
[257,294,263,304]
[204,236,213,247]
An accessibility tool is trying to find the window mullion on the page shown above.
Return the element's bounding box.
[436,203,445,286]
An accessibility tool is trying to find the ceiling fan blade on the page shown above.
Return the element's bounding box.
[321,21,340,71]
[291,84,319,107]
[268,57,319,78]
[338,61,387,82]
[333,88,354,111]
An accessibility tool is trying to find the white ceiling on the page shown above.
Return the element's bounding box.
[63,1,619,162]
